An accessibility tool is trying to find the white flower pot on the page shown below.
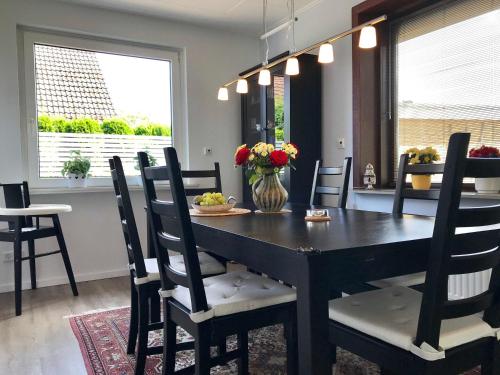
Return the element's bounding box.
[66,174,87,188]
[475,177,500,194]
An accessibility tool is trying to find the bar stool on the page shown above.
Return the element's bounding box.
[0,182,78,316]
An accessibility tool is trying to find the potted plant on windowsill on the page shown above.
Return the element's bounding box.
[469,145,500,194]
[61,150,91,188]
[405,147,441,190]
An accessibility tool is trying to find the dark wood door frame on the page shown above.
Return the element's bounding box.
[352,0,445,187]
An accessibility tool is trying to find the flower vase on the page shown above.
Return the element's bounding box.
[252,173,288,212]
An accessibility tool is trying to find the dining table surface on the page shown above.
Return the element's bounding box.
[188,202,441,375]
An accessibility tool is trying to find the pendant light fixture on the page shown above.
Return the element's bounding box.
[318,43,334,64]
[217,14,386,100]
[236,78,248,94]
[359,26,377,48]
[285,0,299,76]
[217,87,229,101]
[259,0,272,86]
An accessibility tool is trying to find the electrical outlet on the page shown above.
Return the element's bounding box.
[203,147,213,156]
[337,138,345,149]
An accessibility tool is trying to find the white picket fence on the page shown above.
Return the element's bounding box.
[38,132,172,178]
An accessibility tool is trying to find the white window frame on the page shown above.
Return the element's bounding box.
[20,30,187,189]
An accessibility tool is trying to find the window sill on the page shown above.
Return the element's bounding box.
[30,184,172,196]
[352,188,500,200]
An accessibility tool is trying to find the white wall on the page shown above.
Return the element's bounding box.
[0,0,259,292]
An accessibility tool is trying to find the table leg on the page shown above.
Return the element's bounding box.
[296,255,331,375]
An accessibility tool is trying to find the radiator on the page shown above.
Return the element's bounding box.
[448,270,492,300]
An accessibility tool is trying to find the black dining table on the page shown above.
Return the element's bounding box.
[189,202,439,375]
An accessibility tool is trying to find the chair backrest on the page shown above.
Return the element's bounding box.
[415,132,500,349]
[139,147,208,314]
[309,157,351,208]
[109,157,147,278]
[392,154,446,215]
[0,182,33,228]
[182,163,222,197]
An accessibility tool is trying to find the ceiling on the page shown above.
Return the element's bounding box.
[58,0,323,35]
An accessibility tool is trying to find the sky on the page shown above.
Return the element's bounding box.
[398,7,500,107]
[96,52,172,125]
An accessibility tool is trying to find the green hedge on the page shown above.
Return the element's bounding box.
[37,115,171,136]
[101,118,134,135]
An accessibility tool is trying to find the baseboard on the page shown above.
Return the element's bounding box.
[0,267,129,293]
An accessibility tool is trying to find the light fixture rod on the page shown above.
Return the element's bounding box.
[260,17,298,40]
[223,14,387,88]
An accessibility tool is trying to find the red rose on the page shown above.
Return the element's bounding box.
[269,150,288,167]
[235,147,251,165]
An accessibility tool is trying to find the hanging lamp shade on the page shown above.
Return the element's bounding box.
[258,69,271,85]
[285,57,300,75]
[359,26,377,48]
[318,43,334,63]
[217,87,229,101]
[236,79,248,94]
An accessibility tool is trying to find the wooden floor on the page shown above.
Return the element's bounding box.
[0,277,130,375]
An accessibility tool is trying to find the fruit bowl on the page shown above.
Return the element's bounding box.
[191,194,236,214]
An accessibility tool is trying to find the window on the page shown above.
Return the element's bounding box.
[392,0,500,181]
[21,31,185,188]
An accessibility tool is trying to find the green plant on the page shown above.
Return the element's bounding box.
[38,115,54,132]
[63,118,102,134]
[101,118,134,135]
[134,149,157,170]
[134,125,153,136]
[149,124,171,137]
[275,128,284,142]
[61,150,91,178]
[51,117,70,132]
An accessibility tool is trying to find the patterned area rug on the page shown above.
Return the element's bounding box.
[69,307,480,374]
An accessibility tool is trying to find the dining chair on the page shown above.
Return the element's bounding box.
[328,132,500,375]
[139,147,298,375]
[367,153,446,290]
[109,157,226,375]
[310,157,352,208]
[0,182,78,316]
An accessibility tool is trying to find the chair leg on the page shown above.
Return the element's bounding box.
[13,234,22,316]
[285,319,298,375]
[127,278,139,355]
[52,215,78,296]
[218,337,227,360]
[194,325,211,375]
[163,301,177,375]
[135,292,150,375]
[237,331,249,375]
[28,239,36,289]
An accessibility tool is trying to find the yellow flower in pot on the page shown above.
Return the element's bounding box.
[405,146,441,190]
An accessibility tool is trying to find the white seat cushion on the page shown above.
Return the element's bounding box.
[166,271,296,323]
[170,252,226,276]
[0,204,72,216]
[329,286,496,361]
[368,272,426,288]
[133,253,225,285]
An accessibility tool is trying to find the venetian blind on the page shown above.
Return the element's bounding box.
[393,0,500,181]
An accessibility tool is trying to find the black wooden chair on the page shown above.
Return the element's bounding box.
[367,154,446,290]
[0,182,78,316]
[139,147,298,375]
[310,157,351,208]
[109,157,226,375]
[328,133,500,375]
